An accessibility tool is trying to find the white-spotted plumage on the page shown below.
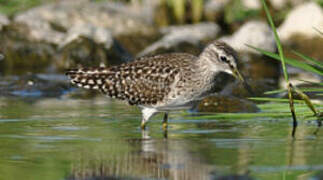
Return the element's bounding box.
[66,41,241,129]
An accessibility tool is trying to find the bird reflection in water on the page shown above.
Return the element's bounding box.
[68,130,213,180]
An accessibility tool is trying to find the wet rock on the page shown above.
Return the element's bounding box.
[270,0,310,10]
[58,24,131,69]
[240,54,281,81]
[269,0,288,10]
[204,0,230,21]
[220,78,278,98]
[220,20,276,54]
[138,22,220,56]
[241,0,261,10]
[283,34,323,63]
[0,24,56,75]
[289,0,316,7]
[198,95,260,113]
[59,36,131,70]
[60,24,113,50]
[0,23,130,74]
[0,74,69,98]
[13,1,155,44]
[0,13,9,30]
[278,2,323,41]
[116,31,162,56]
[0,1,157,74]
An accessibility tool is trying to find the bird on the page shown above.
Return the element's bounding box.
[66,40,245,130]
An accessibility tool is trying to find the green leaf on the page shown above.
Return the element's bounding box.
[292,50,323,68]
[265,88,323,95]
[248,97,305,103]
[248,45,323,76]
[297,80,323,86]
[260,0,289,82]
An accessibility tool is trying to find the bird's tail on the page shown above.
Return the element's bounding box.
[66,68,109,90]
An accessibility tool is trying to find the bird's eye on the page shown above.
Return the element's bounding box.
[220,56,228,62]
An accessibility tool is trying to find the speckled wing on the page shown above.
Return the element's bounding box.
[66,53,196,105]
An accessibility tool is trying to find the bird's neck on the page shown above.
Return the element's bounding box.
[190,58,220,90]
[194,56,220,79]
[194,56,235,94]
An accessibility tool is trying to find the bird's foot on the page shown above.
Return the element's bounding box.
[141,122,147,130]
[162,122,168,130]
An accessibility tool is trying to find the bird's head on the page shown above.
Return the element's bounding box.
[199,41,244,82]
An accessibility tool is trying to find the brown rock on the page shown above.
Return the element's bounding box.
[198,95,260,113]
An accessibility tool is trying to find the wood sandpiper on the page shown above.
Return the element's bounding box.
[66,41,245,130]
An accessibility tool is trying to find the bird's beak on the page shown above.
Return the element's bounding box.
[231,66,255,94]
[231,67,244,82]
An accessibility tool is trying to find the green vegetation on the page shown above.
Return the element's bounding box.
[247,0,322,137]
[249,46,323,76]
[2,0,321,27]
[224,0,260,25]
[316,0,323,6]
[0,0,54,15]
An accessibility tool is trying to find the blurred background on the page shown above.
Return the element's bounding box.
[0,0,322,98]
[0,1,322,180]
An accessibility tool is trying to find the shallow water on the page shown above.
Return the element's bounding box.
[0,97,323,180]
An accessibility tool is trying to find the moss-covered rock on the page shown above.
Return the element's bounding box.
[0,23,56,75]
[59,36,131,70]
[198,95,259,113]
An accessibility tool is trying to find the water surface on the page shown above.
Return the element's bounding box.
[0,97,322,180]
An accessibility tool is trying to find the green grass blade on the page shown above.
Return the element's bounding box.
[264,88,323,95]
[292,50,323,68]
[248,45,323,76]
[263,89,286,94]
[293,87,317,115]
[261,0,288,81]
[193,110,320,120]
[297,80,323,86]
[249,97,304,103]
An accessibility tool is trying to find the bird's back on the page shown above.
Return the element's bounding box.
[66,53,197,106]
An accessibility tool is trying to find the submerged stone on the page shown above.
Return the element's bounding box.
[0,74,69,98]
[220,79,278,98]
[198,95,260,113]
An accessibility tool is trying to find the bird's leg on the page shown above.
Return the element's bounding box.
[141,129,150,139]
[141,108,158,130]
[163,129,168,139]
[162,112,168,130]
[141,118,147,130]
